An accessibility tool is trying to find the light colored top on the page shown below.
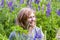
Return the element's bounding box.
[9,26,44,40]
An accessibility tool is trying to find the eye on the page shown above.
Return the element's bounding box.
[29,16,32,18]
[33,16,35,18]
[33,16,35,17]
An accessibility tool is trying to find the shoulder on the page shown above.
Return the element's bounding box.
[35,27,41,31]
[9,31,16,37]
[9,31,16,40]
[35,27,44,37]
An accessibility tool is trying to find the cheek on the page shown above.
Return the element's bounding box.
[33,17,36,20]
[27,18,31,22]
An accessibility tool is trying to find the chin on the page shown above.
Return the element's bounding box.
[30,24,35,27]
[29,23,36,26]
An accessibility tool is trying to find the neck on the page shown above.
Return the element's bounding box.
[28,25,36,32]
[28,27,33,32]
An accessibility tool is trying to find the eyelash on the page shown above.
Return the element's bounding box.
[29,16,35,18]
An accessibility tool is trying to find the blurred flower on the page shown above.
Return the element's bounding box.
[9,7,14,12]
[56,9,60,16]
[8,1,13,7]
[38,5,40,11]
[1,0,4,5]
[0,0,4,7]
[46,9,51,16]
[35,0,40,4]
[46,2,51,16]
[20,0,24,4]
[7,0,14,12]
[46,2,50,8]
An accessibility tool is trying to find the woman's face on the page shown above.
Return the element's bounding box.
[27,12,36,27]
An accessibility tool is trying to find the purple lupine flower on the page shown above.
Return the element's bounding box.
[8,1,13,7]
[35,0,40,4]
[38,5,40,11]
[0,1,2,5]
[7,1,14,12]
[46,2,50,8]
[56,9,60,16]
[9,7,14,12]
[0,0,4,7]
[20,0,24,4]
[46,8,51,16]
[1,0,4,5]
[46,2,51,16]
[11,6,14,10]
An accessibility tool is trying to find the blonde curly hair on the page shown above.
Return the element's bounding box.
[16,8,35,29]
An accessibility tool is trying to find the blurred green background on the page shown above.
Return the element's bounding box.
[0,0,60,40]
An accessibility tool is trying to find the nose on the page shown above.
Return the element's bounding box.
[31,17,35,21]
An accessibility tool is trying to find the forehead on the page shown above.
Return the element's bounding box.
[29,12,35,17]
[24,9,35,17]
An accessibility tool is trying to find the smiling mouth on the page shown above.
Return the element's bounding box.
[30,22,34,24]
[29,22,36,25]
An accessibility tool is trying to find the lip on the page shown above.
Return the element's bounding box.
[30,22,34,24]
[29,22,35,25]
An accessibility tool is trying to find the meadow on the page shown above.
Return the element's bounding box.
[0,0,60,40]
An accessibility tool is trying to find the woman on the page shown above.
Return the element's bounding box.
[9,8,44,40]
